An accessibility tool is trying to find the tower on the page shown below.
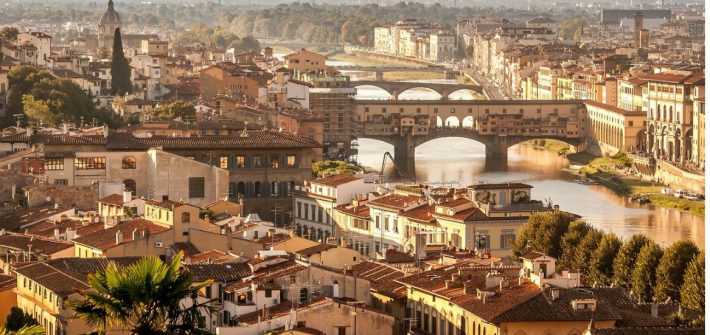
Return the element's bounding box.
[633,11,643,44]
[98,0,122,50]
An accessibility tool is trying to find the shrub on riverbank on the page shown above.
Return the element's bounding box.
[648,194,705,217]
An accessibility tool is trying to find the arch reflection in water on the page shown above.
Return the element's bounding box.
[357,137,704,247]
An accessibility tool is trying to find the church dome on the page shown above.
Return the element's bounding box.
[99,0,121,26]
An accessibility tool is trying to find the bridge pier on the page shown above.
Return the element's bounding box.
[375,71,384,81]
[485,135,509,160]
[392,134,416,178]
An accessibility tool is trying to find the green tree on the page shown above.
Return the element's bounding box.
[654,239,700,302]
[0,27,19,43]
[612,234,651,288]
[631,241,664,303]
[22,95,63,126]
[680,252,704,313]
[312,160,362,177]
[588,233,622,285]
[0,325,45,335]
[557,219,592,270]
[511,211,577,259]
[110,28,132,96]
[572,228,603,275]
[151,100,195,120]
[4,307,38,332]
[68,252,212,335]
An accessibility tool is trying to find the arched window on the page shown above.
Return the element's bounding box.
[122,156,136,169]
[182,212,190,223]
[123,179,136,195]
[254,182,261,196]
[271,181,278,196]
[228,182,237,198]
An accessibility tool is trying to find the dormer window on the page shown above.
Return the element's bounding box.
[572,299,596,311]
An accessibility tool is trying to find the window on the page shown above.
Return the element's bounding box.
[122,156,136,169]
[54,179,68,186]
[188,177,205,198]
[219,156,228,169]
[74,157,106,169]
[287,155,296,168]
[290,275,296,284]
[375,215,380,229]
[299,288,308,303]
[235,156,245,168]
[182,212,190,223]
[253,156,263,168]
[44,158,64,170]
[124,179,136,195]
[265,289,272,298]
[500,230,516,249]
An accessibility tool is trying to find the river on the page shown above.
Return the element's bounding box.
[274,52,704,246]
[344,69,704,248]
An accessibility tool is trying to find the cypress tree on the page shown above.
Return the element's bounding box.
[631,241,663,303]
[680,252,704,312]
[588,233,622,285]
[111,28,132,95]
[654,239,700,301]
[612,234,651,288]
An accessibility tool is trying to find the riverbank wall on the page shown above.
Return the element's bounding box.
[655,161,705,194]
[344,46,439,67]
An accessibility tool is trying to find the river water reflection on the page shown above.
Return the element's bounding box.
[349,71,704,247]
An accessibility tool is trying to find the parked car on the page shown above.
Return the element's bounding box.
[661,188,672,195]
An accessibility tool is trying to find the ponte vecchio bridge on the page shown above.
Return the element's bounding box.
[353,99,589,175]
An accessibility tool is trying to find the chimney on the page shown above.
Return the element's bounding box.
[551,288,559,301]
[267,228,275,237]
[115,230,123,245]
[103,124,109,138]
[53,228,60,239]
[132,228,138,241]
[123,190,132,204]
[54,203,59,209]
[499,279,504,291]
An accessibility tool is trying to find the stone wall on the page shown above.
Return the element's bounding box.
[655,161,705,194]
[24,183,99,210]
[0,170,37,204]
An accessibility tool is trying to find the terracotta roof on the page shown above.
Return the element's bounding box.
[14,262,89,296]
[585,100,646,117]
[0,274,17,291]
[0,233,73,256]
[520,251,548,260]
[98,194,126,206]
[0,204,75,231]
[234,297,329,324]
[225,259,306,292]
[433,207,487,221]
[145,199,187,210]
[310,174,360,187]
[106,131,321,150]
[296,243,336,256]
[494,287,673,326]
[25,219,104,239]
[29,134,107,146]
[186,250,229,264]
[171,242,200,257]
[438,198,471,208]
[467,183,532,190]
[399,204,436,223]
[334,204,371,219]
[183,263,251,282]
[367,194,423,211]
[644,72,691,83]
[72,219,170,250]
[382,249,414,263]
